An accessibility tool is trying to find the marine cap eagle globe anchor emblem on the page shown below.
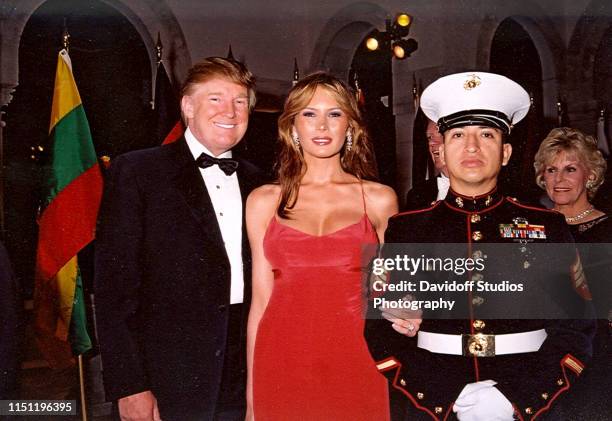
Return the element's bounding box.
[463,74,482,90]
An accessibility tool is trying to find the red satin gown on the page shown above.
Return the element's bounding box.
[253,201,390,420]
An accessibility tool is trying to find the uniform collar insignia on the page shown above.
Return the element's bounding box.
[445,188,502,212]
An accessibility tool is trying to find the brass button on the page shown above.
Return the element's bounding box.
[472,273,483,282]
[541,392,549,400]
[434,406,443,414]
[471,214,481,223]
[485,195,493,206]
[472,250,483,259]
[557,379,564,386]
[472,296,484,306]
[525,407,533,415]
[472,320,485,330]
[400,378,406,386]
[472,231,483,241]
[417,392,424,400]
[523,261,531,269]
[455,197,464,208]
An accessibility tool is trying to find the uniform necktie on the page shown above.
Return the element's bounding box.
[196,152,239,176]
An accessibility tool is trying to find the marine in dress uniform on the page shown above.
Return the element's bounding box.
[365,72,594,421]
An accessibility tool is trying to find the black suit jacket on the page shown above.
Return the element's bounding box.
[94,138,263,420]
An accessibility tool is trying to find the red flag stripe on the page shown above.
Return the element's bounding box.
[36,164,103,281]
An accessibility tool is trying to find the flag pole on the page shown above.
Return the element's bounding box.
[154,37,183,145]
[556,98,564,126]
[152,33,163,110]
[62,19,70,53]
[61,24,89,421]
[292,58,299,86]
[412,73,418,113]
[156,32,163,64]
[78,354,89,421]
[597,106,610,156]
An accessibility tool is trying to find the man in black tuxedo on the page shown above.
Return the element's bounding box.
[404,119,450,210]
[95,57,263,421]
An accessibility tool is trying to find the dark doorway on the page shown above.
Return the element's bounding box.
[3,0,152,295]
[351,32,397,188]
[592,24,612,213]
[490,18,545,204]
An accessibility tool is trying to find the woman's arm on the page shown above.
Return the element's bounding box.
[365,182,422,337]
[364,182,398,241]
[245,185,278,421]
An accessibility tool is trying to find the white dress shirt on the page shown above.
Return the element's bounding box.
[436,173,450,201]
[185,128,244,304]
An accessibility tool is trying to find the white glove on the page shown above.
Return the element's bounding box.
[453,380,514,421]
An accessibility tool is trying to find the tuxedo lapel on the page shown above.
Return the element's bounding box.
[170,138,225,247]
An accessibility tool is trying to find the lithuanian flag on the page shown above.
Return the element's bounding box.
[34,49,103,369]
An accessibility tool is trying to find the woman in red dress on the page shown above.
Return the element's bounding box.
[245,72,419,420]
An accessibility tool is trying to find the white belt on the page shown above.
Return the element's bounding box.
[417,329,547,357]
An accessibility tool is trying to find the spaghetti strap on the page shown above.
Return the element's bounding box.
[359,180,367,214]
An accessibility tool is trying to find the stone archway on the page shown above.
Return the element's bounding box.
[567,0,612,132]
[0,0,189,107]
[476,13,563,123]
[309,2,388,78]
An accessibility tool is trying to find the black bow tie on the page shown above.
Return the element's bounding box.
[196,152,239,176]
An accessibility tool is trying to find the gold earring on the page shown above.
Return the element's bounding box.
[346,131,353,151]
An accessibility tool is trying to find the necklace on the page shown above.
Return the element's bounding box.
[564,205,595,223]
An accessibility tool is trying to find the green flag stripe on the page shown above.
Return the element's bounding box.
[68,268,92,356]
[45,105,97,204]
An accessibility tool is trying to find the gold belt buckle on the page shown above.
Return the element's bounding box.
[462,333,495,357]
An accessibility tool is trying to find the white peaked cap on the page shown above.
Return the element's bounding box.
[420,72,531,134]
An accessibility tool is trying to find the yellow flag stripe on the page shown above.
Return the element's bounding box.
[49,50,82,133]
[53,255,78,341]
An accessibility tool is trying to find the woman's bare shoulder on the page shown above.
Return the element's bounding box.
[247,184,281,214]
[362,180,397,202]
[250,183,281,199]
